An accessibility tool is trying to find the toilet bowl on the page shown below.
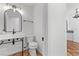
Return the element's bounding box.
[27,36,38,56]
[28,42,37,56]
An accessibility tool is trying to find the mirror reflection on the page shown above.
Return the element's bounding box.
[4,9,22,33]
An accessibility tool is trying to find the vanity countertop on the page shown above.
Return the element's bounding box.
[0,32,25,40]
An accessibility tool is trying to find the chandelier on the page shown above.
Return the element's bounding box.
[73,8,79,19]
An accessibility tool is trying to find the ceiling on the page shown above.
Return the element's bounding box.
[9,3,37,7]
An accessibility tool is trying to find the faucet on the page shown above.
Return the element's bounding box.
[12,29,16,45]
[12,28,16,34]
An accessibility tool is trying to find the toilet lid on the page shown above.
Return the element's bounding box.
[29,42,37,46]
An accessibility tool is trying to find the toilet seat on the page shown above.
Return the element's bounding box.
[28,42,38,49]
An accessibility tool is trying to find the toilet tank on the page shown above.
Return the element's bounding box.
[27,35,36,42]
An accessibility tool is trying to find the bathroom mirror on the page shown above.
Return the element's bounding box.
[4,9,22,32]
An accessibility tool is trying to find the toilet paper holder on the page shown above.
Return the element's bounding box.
[42,37,44,41]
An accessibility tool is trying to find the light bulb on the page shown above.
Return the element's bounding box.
[13,8,16,12]
[16,8,24,15]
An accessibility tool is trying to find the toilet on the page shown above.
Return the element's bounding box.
[27,36,38,56]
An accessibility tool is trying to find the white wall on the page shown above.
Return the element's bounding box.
[48,3,67,56]
[33,3,44,54]
[66,3,79,42]
[42,4,48,56]
[0,3,34,55]
[0,3,34,35]
[13,3,34,35]
[33,3,48,55]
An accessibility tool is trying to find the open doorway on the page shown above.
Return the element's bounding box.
[66,3,79,56]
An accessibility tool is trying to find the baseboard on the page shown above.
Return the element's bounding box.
[9,50,43,56]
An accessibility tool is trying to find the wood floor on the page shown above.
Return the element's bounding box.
[12,40,79,56]
[10,40,79,56]
[67,40,79,56]
[10,50,43,56]
[8,40,79,56]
